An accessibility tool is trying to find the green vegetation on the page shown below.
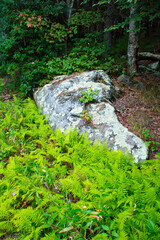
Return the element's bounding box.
[0,0,160,238]
[0,78,4,95]
[80,89,98,104]
[80,88,98,122]
[0,98,160,239]
[82,110,92,122]
[1,0,159,96]
[142,128,160,152]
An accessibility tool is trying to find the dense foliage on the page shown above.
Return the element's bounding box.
[0,98,160,239]
[0,1,159,239]
[0,0,159,96]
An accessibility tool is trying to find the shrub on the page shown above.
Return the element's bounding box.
[0,98,160,239]
[0,9,66,97]
[0,8,122,97]
[47,32,122,77]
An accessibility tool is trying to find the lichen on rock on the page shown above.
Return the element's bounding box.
[34,70,148,163]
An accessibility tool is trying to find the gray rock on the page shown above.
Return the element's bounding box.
[34,70,148,163]
[139,65,153,72]
[117,74,130,85]
[139,61,159,72]
[117,74,146,90]
[153,72,160,77]
[138,52,160,61]
[132,82,146,90]
[148,61,159,71]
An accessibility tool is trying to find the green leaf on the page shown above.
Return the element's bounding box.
[102,225,110,231]
[112,231,119,237]
[59,226,73,233]
[93,233,108,240]
[110,221,115,230]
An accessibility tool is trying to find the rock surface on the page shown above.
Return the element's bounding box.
[138,52,160,61]
[34,70,148,163]
[117,74,146,89]
[148,61,159,71]
[117,74,130,85]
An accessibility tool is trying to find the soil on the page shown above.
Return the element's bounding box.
[111,72,160,159]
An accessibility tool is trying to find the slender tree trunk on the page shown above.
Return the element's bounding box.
[103,3,114,51]
[104,17,112,51]
[67,0,74,25]
[127,4,138,75]
[65,0,75,55]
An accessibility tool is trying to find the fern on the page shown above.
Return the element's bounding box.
[0,98,160,239]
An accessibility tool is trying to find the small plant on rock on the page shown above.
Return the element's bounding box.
[82,110,92,122]
[80,88,98,104]
[80,88,98,123]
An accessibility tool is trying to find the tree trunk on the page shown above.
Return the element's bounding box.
[67,0,74,25]
[103,3,115,52]
[65,0,75,55]
[127,4,138,75]
[104,17,113,51]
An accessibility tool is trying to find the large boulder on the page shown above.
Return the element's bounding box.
[34,70,148,163]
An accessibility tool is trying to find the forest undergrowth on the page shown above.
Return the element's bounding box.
[0,97,160,240]
[0,0,160,238]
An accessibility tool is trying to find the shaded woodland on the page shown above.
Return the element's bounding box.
[0,1,160,239]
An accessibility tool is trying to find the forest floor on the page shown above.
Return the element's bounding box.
[112,71,160,159]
